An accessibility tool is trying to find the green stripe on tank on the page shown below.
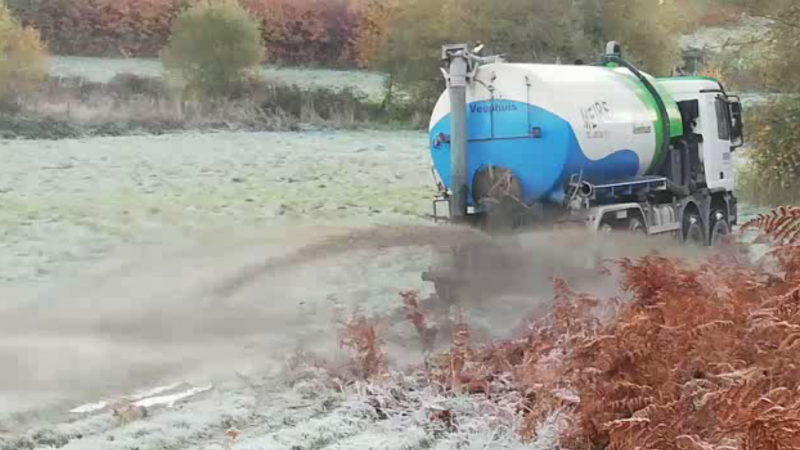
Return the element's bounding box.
[607,66,683,174]
[653,80,684,138]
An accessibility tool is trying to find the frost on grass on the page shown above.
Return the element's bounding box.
[280,356,568,450]
[0,130,431,284]
[277,304,572,449]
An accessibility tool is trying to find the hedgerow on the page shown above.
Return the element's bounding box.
[8,0,367,65]
[9,0,178,57]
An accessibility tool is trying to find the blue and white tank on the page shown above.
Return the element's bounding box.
[428,63,683,205]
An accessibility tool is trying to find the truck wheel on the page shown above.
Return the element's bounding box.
[710,210,730,247]
[684,213,706,246]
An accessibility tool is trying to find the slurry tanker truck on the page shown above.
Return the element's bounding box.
[422,42,745,301]
[427,42,744,243]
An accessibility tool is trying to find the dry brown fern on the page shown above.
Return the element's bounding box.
[448,313,473,389]
[742,408,800,450]
[742,206,800,244]
[688,320,736,340]
[379,209,800,448]
[338,313,385,380]
[400,290,437,354]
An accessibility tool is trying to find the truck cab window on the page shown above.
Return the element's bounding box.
[715,97,731,141]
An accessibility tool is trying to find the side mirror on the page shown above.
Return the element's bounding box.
[728,97,744,149]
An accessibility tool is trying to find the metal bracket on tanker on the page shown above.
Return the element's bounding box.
[440,43,505,86]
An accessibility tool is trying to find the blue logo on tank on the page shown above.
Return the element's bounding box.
[429,100,640,205]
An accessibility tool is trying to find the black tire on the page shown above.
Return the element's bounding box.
[683,213,706,246]
[710,210,730,247]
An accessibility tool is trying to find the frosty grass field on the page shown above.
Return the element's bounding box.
[0,130,433,284]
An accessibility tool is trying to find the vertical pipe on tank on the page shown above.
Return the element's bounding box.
[448,55,469,222]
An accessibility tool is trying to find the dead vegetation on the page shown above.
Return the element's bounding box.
[329,206,800,449]
[0,67,410,139]
[111,400,149,426]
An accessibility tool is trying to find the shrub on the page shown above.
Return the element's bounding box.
[162,0,265,100]
[731,0,799,93]
[600,0,683,75]
[0,1,47,109]
[688,2,744,29]
[258,83,385,127]
[736,98,800,207]
[106,73,169,103]
[763,2,800,93]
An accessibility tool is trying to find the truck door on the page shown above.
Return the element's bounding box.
[700,93,736,191]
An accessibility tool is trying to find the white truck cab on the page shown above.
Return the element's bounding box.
[658,77,744,193]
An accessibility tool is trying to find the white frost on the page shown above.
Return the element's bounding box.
[133,385,213,408]
[69,400,109,414]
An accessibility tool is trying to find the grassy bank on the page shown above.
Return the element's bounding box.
[1,73,420,140]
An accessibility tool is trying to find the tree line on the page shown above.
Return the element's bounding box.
[6,0,374,66]
[3,0,738,70]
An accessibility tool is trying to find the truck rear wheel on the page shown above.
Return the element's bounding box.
[710,210,730,247]
[684,213,706,246]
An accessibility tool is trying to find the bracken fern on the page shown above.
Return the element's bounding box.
[327,206,800,449]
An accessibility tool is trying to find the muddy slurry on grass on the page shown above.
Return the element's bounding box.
[0,222,707,421]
